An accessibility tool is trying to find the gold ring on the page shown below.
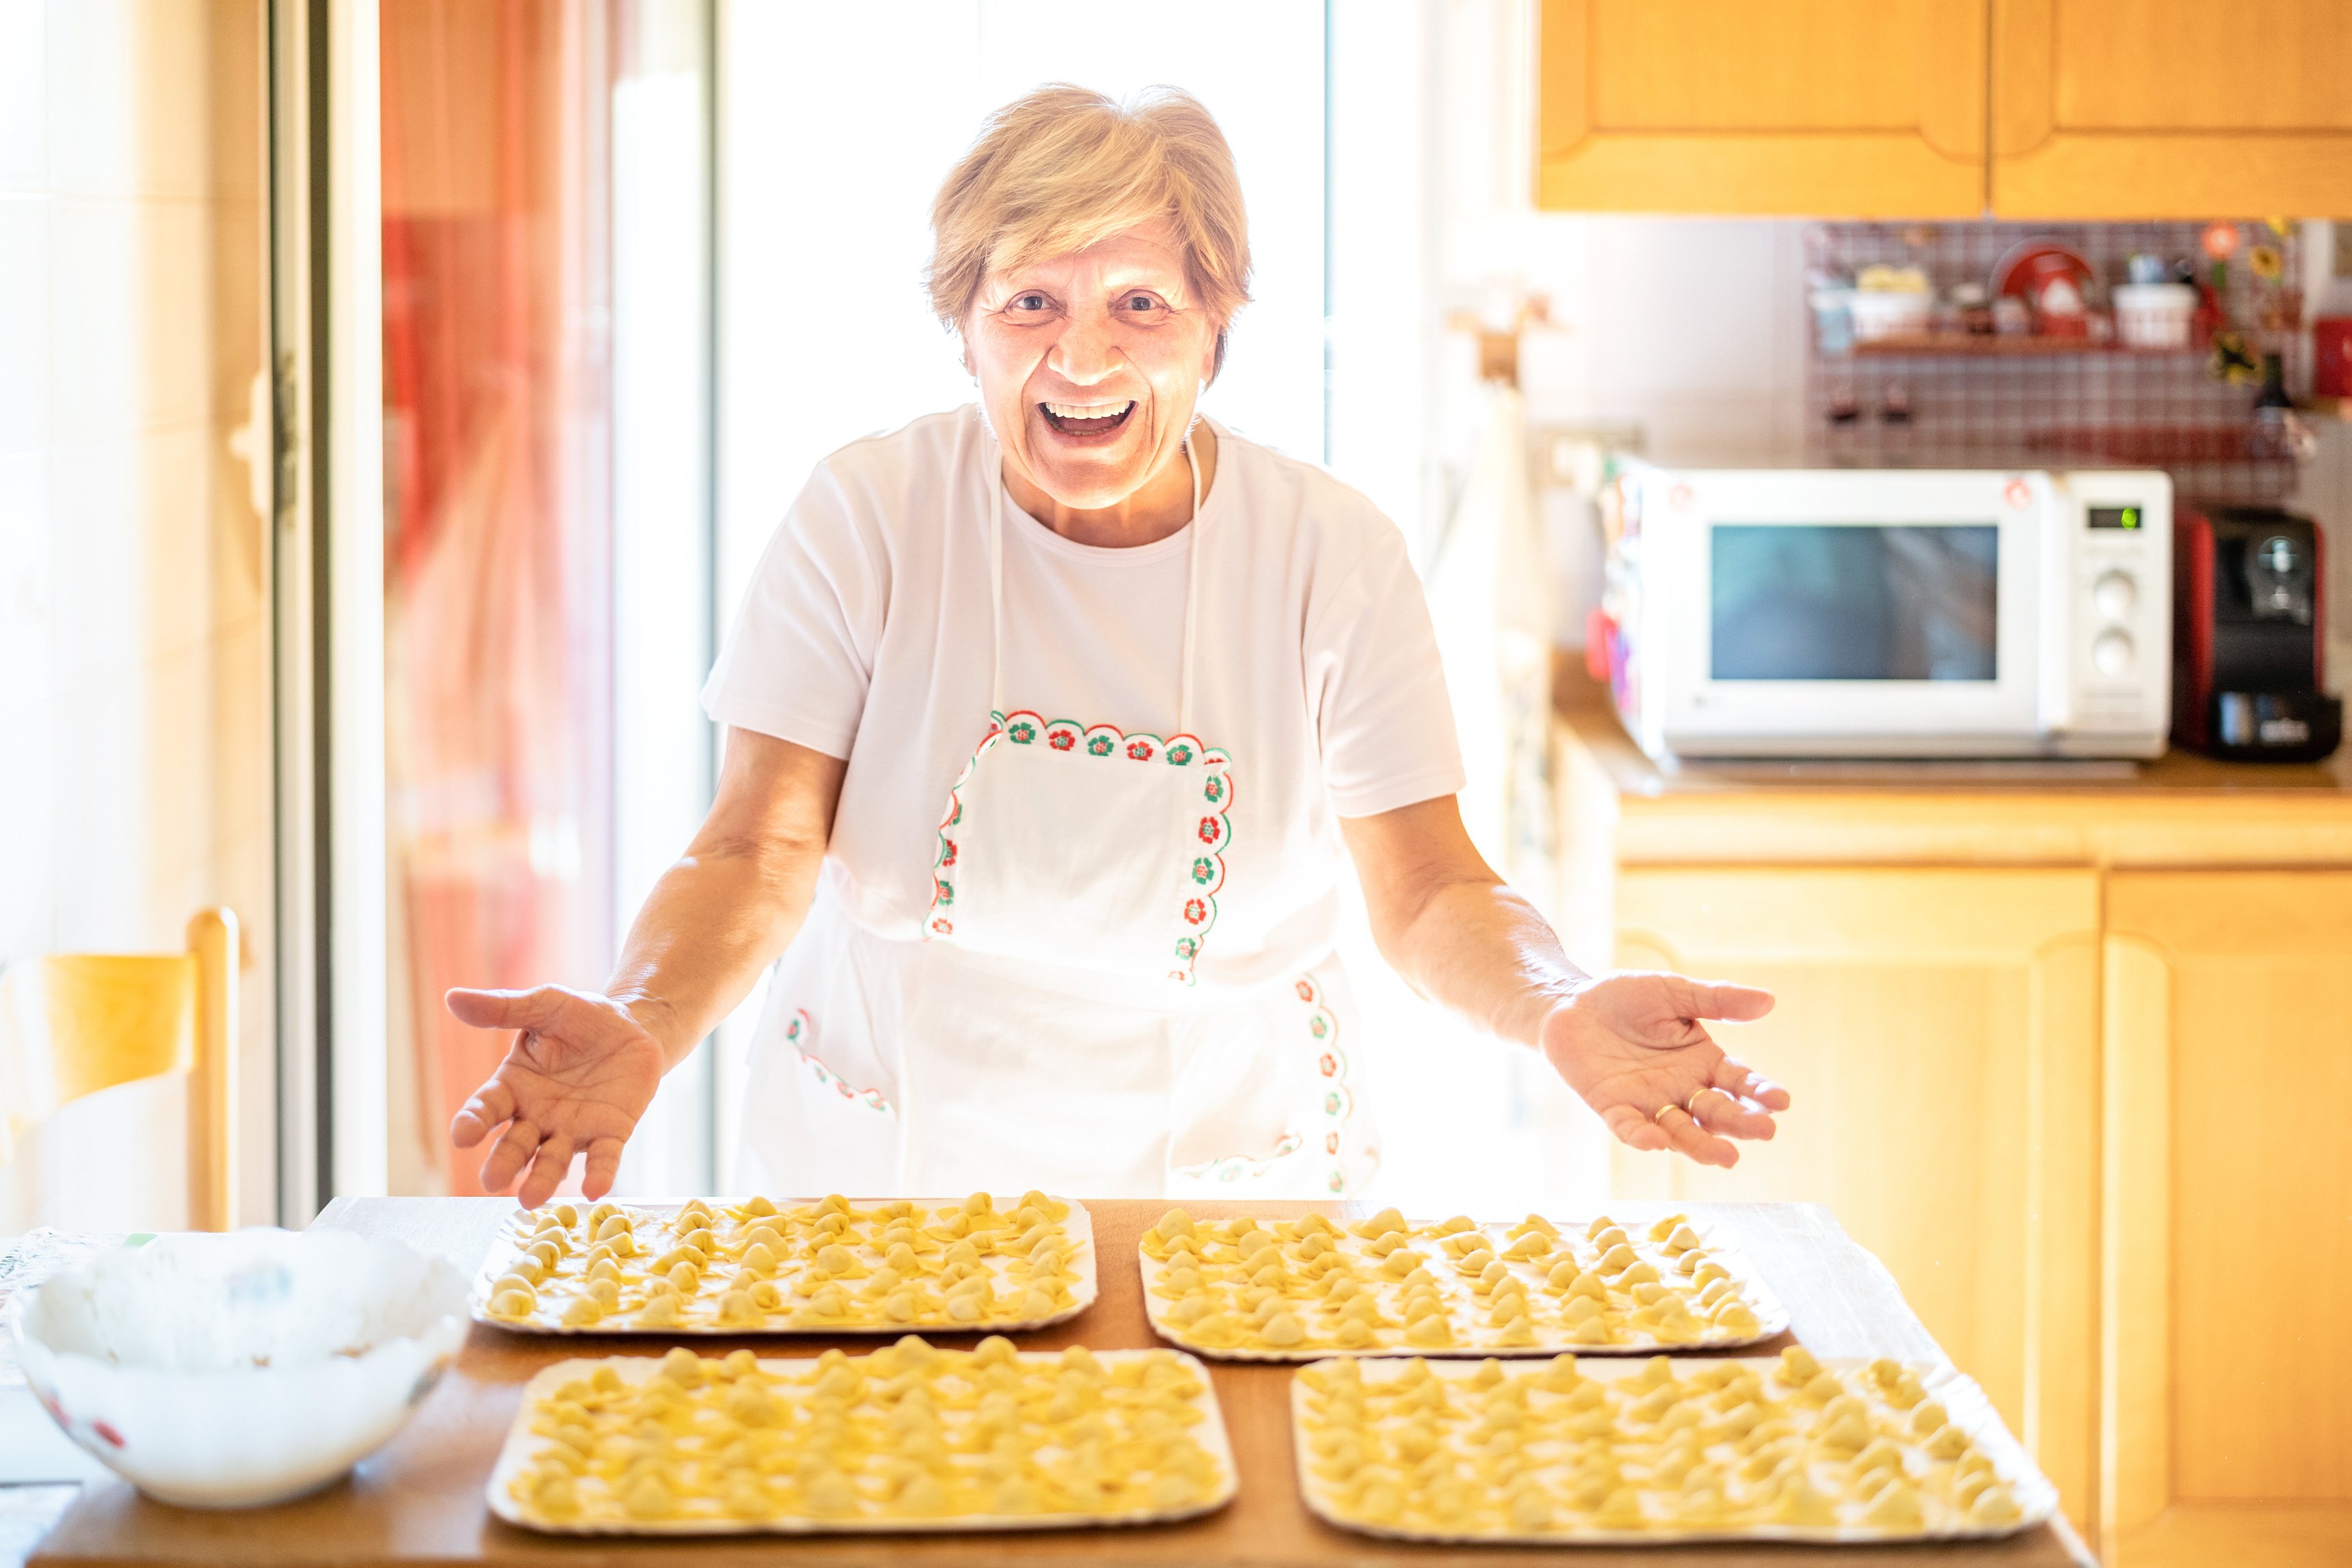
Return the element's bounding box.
[1653,1103,1683,1124]
[1685,1089,1711,1115]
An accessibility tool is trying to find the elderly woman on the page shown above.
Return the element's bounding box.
[446,85,1787,1206]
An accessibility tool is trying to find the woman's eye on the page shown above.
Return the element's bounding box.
[1010,293,1050,312]
[1123,295,1162,315]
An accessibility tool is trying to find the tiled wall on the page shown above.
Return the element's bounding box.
[0,0,273,1230]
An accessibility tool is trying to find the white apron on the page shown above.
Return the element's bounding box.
[736,441,1376,1200]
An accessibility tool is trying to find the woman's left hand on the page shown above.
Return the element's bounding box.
[1540,973,1787,1167]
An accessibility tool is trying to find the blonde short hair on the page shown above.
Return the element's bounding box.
[928,84,1252,375]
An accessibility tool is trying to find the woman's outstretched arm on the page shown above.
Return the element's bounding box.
[445,729,846,1203]
[1340,795,1788,1167]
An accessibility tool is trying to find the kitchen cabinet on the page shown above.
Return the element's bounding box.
[1990,0,2352,218]
[1534,0,1988,216]
[1536,0,2352,217]
[1607,866,2101,1531]
[2102,871,2352,1567]
[1552,668,2352,1558]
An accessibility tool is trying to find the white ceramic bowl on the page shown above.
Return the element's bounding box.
[2113,282,2196,349]
[9,1228,468,1508]
[1847,288,1934,342]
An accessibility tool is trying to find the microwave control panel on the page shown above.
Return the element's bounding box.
[2057,472,2171,743]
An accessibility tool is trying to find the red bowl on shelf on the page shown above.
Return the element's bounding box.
[1992,240,2096,335]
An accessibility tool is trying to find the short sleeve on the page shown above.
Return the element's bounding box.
[1305,524,1466,817]
[701,461,886,759]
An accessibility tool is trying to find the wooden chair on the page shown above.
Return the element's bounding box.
[0,910,239,1230]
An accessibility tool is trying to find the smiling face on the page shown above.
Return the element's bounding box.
[963,217,1221,517]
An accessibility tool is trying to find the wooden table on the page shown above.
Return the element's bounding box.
[31,1198,2096,1567]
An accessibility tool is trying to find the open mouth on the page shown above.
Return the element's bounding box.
[1039,400,1136,438]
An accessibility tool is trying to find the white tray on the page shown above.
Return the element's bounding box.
[1292,1353,2059,1545]
[470,1196,1096,1336]
[488,1347,1237,1535]
[1141,1213,1787,1361]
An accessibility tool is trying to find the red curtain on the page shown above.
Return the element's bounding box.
[381,1,614,1193]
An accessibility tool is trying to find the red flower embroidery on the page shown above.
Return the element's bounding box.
[1184,897,1208,925]
[1319,1053,1337,1077]
[1325,1131,1341,1154]
[939,839,957,867]
[1295,979,1315,1002]
[92,1420,126,1449]
[1197,817,1220,844]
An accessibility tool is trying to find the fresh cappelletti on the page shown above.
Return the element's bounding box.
[1291,1349,2055,1543]
[490,1339,1235,1534]
[472,1195,1094,1334]
[1139,1209,1785,1359]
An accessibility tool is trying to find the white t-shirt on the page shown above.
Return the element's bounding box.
[702,406,1464,992]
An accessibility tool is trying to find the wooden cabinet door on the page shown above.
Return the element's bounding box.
[1535,0,1987,215]
[1613,866,2101,1528]
[2103,871,2352,1565]
[1992,0,2352,216]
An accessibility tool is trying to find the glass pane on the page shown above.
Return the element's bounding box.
[1709,524,2000,681]
[382,1,712,1196]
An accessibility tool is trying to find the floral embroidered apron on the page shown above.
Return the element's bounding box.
[734,440,1377,1199]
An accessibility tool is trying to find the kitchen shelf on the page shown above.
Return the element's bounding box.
[1847,333,2200,358]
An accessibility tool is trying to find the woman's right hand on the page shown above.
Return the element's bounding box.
[444,986,669,1205]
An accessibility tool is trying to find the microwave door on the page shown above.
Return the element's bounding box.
[1661,496,2044,756]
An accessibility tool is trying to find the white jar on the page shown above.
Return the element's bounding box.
[1847,290,1933,342]
[2113,282,2196,349]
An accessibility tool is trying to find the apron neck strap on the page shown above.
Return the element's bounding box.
[989,431,1207,733]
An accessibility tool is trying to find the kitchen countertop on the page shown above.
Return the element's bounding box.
[1552,662,2352,868]
[30,1197,2094,1567]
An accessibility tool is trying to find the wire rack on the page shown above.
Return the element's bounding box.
[1804,222,2308,502]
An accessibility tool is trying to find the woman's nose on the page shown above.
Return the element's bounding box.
[1047,309,1121,386]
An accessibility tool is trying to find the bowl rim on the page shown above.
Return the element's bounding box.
[12,1228,470,1377]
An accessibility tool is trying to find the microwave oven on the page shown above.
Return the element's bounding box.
[1591,462,2173,759]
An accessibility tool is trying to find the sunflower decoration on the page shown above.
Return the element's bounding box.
[2209,331,2260,388]
[2248,244,2284,282]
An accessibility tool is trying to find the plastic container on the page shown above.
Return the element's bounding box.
[2113,283,2197,349]
[1847,289,1933,343]
[1808,288,1856,355]
[10,1228,468,1508]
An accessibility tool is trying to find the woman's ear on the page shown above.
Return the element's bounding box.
[960,334,977,380]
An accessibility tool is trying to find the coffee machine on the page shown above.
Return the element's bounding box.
[2172,504,2342,761]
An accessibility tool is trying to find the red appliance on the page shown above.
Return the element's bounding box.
[2172,504,2341,761]
[2314,317,2352,400]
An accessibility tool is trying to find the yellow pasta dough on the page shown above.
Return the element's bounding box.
[1292,1349,2050,1542]
[474,1194,1093,1334]
[1140,1209,1785,1359]
[494,1338,1234,1533]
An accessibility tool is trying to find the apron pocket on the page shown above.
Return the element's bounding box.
[736,1001,901,1197]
